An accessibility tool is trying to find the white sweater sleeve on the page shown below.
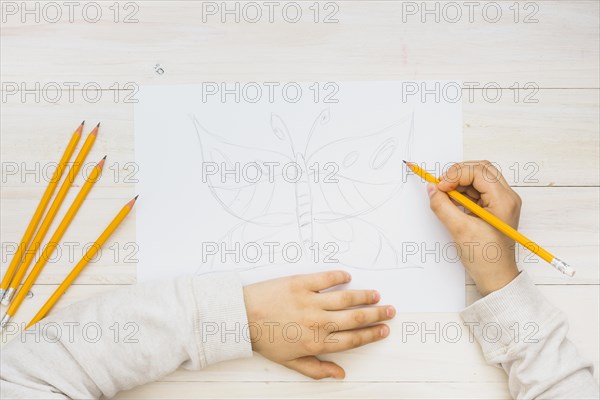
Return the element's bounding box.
[460,271,599,399]
[0,272,253,399]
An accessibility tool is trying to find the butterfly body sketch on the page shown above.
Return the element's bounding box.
[191,108,420,273]
[294,152,315,250]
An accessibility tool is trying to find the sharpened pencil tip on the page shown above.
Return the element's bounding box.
[97,156,107,169]
[89,122,101,137]
[75,121,85,134]
[81,120,85,125]
[126,195,139,209]
[402,160,407,164]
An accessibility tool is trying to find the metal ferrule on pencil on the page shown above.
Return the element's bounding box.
[0,314,11,333]
[1,287,15,306]
[551,258,576,277]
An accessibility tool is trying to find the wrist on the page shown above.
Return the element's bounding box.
[473,263,519,297]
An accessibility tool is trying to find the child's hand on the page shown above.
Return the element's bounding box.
[243,270,394,379]
[427,160,521,296]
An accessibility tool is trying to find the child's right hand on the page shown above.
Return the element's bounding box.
[427,161,521,296]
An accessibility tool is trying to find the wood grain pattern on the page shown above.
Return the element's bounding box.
[113,382,513,399]
[1,2,598,87]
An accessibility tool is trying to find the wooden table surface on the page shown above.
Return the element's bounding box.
[1,1,598,398]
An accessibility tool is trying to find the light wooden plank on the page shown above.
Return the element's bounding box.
[113,381,512,399]
[500,186,599,284]
[2,284,597,385]
[464,89,599,187]
[1,1,598,87]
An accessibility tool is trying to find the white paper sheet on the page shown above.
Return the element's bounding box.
[135,81,464,312]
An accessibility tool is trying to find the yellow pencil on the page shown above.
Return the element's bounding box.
[1,123,100,306]
[26,196,138,329]
[0,121,84,300]
[0,157,106,331]
[405,161,575,277]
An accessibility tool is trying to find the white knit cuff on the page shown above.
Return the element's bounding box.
[460,271,562,359]
[191,272,253,367]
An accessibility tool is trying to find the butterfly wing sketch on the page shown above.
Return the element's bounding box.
[191,108,420,273]
[191,115,296,225]
[306,110,414,221]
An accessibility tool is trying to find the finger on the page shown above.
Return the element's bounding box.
[444,161,509,189]
[427,183,468,235]
[323,324,390,353]
[438,161,508,195]
[285,356,345,380]
[452,185,480,205]
[329,305,395,331]
[318,290,380,311]
[478,160,510,189]
[303,270,351,292]
[451,192,479,205]
[456,185,481,201]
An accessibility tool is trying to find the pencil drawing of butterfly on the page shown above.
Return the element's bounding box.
[190,108,421,273]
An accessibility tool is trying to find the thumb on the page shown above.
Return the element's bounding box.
[285,356,345,380]
[427,183,465,234]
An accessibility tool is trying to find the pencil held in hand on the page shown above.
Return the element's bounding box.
[404,161,575,277]
[0,122,84,300]
[26,195,138,328]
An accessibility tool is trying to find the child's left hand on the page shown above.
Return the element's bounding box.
[243,270,395,379]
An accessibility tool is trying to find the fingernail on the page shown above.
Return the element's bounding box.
[380,325,390,338]
[426,183,436,198]
[386,306,396,318]
[372,291,380,302]
[345,272,352,283]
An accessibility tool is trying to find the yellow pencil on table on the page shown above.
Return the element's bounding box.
[0,156,106,332]
[404,161,575,277]
[1,123,100,306]
[0,121,84,300]
[26,195,138,329]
